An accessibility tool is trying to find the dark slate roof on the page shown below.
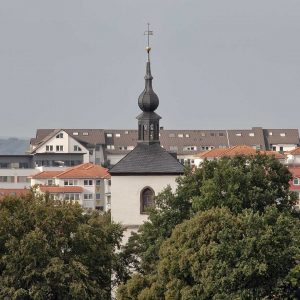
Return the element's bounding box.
[109,143,184,175]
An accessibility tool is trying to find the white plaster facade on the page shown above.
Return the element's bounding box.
[0,168,39,188]
[111,175,178,226]
[33,130,90,163]
[286,154,300,166]
[271,144,297,152]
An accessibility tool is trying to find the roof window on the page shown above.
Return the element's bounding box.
[169,133,175,138]
[185,134,190,138]
[236,133,242,137]
[106,133,112,138]
[82,132,89,136]
[249,133,255,137]
[73,132,79,136]
[115,133,121,138]
[178,134,183,138]
[280,133,286,137]
[201,133,206,137]
[269,132,273,136]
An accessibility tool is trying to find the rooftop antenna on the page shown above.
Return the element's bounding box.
[144,23,153,61]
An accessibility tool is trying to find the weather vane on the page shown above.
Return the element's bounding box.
[144,23,153,61]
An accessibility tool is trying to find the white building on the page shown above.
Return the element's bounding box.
[110,47,184,241]
[30,163,111,210]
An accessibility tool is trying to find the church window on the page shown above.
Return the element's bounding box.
[140,187,155,214]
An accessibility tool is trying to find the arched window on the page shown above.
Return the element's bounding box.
[140,187,155,214]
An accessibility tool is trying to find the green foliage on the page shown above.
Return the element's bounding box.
[0,192,123,300]
[118,154,300,299]
[120,207,300,299]
[193,155,296,213]
[122,155,296,276]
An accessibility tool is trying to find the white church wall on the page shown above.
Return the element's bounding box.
[111,175,178,226]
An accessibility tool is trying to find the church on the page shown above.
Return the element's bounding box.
[110,29,184,239]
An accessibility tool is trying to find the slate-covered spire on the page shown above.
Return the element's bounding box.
[138,32,159,112]
[137,24,161,145]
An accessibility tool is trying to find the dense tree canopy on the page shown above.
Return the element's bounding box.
[118,154,300,299]
[120,207,300,299]
[0,192,122,300]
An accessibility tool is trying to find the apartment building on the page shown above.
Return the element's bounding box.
[30,163,111,210]
[30,127,299,167]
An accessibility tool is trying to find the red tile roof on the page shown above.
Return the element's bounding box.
[288,147,300,155]
[31,171,63,179]
[195,148,228,158]
[0,188,30,198]
[289,167,300,177]
[222,145,257,157]
[30,163,110,180]
[56,163,110,179]
[39,186,83,193]
[196,145,285,159]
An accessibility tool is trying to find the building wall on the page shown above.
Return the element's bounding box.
[111,175,178,226]
[286,154,300,165]
[271,144,297,152]
[0,168,40,188]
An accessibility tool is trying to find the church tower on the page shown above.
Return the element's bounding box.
[110,25,184,239]
[137,54,161,144]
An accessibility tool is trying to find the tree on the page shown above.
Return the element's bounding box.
[193,154,296,214]
[0,191,123,300]
[120,154,297,280]
[118,207,300,299]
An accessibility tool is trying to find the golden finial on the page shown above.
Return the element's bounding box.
[144,23,153,60]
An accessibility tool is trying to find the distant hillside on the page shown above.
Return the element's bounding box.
[0,138,30,155]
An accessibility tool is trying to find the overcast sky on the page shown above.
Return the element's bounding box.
[1,0,300,137]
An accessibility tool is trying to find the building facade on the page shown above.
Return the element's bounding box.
[110,45,184,239]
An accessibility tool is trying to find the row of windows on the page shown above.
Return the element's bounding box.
[106,132,129,138]
[62,179,102,186]
[49,193,101,201]
[35,160,82,167]
[72,132,89,136]
[0,176,29,183]
[46,145,64,152]
[107,145,134,150]
[83,193,100,200]
[0,162,29,169]
[269,132,286,137]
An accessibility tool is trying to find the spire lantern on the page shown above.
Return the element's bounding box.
[138,23,159,112]
[137,24,161,145]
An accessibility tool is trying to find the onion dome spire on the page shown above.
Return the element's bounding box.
[138,23,159,112]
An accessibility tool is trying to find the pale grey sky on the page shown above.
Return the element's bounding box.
[1,0,300,137]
